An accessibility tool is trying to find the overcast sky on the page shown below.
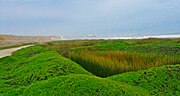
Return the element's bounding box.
[0,0,180,36]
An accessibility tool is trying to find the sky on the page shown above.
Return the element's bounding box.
[0,0,180,36]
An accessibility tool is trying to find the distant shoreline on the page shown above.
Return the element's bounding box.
[58,34,180,40]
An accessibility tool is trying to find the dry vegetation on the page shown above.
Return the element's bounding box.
[47,41,98,50]
[70,51,180,77]
[0,36,5,40]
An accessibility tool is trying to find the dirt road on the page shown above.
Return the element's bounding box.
[0,45,32,58]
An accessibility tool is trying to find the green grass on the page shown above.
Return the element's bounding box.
[0,39,180,96]
[108,64,180,96]
[0,45,149,96]
[0,45,90,95]
[22,74,149,96]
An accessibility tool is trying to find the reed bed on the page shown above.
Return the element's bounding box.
[69,51,180,77]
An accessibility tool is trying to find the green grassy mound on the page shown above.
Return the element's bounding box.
[108,64,180,96]
[0,45,91,95]
[22,75,149,96]
[0,44,179,96]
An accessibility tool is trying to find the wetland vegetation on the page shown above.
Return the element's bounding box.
[0,38,180,95]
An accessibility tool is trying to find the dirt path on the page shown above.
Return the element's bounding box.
[0,45,32,58]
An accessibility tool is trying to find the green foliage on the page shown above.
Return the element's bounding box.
[12,45,48,59]
[1,39,180,96]
[22,75,149,96]
[108,64,180,96]
[0,45,90,95]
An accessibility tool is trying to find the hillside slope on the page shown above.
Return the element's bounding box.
[0,45,91,95]
[108,64,180,96]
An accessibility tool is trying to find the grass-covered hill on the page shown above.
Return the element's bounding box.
[22,74,149,96]
[108,64,180,96]
[0,46,91,95]
[0,45,149,96]
[0,39,180,96]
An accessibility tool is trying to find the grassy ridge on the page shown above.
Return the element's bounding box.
[108,64,180,96]
[48,38,180,54]
[23,75,149,96]
[0,45,90,95]
[0,45,149,96]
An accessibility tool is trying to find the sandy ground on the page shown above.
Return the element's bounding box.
[0,34,54,48]
[0,45,32,58]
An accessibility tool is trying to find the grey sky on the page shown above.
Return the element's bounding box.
[0,0,180,36]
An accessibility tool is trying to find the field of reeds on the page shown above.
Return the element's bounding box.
[69,50,180,77]
[44,38,180,77]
